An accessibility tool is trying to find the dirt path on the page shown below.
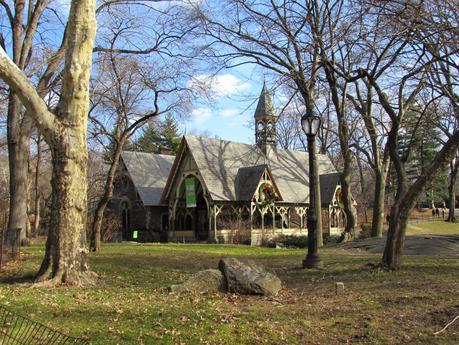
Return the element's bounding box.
[337,234,459,256]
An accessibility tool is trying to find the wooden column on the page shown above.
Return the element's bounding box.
[213,204,217,242]
[250,202,254,231]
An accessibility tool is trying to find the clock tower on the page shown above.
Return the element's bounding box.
[254,83,277,154]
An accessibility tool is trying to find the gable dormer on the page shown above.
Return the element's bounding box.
[235,165,282,204]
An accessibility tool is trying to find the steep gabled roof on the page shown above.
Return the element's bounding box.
[320,172,341,205]
[162,135,337,204]
[235,165,282,201]
[235,165,267,201]
[121,151,175,206]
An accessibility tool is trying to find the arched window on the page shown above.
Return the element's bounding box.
[120,201,131,230]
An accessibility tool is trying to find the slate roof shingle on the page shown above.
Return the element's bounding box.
[121,151,175,206]
[168,135,338,204]
[235,165,268,201]
[320,173,341,205]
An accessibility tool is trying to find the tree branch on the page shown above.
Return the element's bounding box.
[0,47,57,139]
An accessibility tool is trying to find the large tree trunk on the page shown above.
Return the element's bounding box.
[381,200,412,270]
[32,135,42,237]
[34,0,97,285]
[371,169,386,237]
[382,131,459,270]
[321,64,357,243]
[447,156,458,222]
[90,141,124,252]
[36,130,92,284]
[0,0,98,285]
[6,94,33,246]
[339,154,358,242]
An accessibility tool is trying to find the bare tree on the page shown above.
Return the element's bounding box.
[1,0,197,272]
[354,0,459,269]
[0,0,67,246]
[88,58,190,251]
[88,4,196,251]
[196,0,342,246]
[0,0,97,285]
[436,103,459,222]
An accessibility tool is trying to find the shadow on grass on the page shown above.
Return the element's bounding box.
[0,272,35,285]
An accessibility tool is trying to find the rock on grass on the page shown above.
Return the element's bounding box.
[218,257,282,296]
[169,269,226,293]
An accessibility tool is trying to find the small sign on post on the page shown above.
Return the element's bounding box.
[185,177,196,208]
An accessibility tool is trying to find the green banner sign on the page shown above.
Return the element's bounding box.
[185,177,197,208]
[132,230,139,240]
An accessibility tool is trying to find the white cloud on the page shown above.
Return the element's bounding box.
[189,74,251,99]
[221,108,239,118]
[190,107,212,123]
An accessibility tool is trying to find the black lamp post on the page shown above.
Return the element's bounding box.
[301,111,323,269]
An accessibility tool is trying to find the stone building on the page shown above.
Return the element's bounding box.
[110,85,344,243]
[109,151,175,241]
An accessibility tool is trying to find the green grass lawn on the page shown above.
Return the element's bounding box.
[0,235,458,344]
[407,221,459,236]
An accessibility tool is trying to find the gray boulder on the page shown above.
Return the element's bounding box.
[169,269,226,293]
[218,257,282,296]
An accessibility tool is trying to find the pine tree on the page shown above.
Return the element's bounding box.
[396,106,449,206]
[134,121,162,153]
[134,115,181,154]
[160,114,181,154]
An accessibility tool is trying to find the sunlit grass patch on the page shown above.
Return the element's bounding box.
[0,242,457,344]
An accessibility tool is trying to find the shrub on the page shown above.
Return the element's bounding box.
[323,235,339,245]
[273,234,308,248]
[101,213,122,242]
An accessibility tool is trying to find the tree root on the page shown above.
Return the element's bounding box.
[338,231,354,243]
[33,270,98,288]
[365,262,392,272]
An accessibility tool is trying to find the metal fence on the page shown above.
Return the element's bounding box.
[0,306,89,345]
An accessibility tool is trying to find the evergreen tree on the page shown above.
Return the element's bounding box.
[134,121,162,153]
[134,115,181,154]
[160,114,181,154]
[396,106,449,206]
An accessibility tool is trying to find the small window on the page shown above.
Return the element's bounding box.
[257,121,264,130]
[121,201,131,230]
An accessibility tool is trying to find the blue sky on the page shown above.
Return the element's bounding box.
[184,71,267,144]
[1,0,280,146]
[47,1,269,145]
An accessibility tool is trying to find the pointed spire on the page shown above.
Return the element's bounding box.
[254,82,275,119]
